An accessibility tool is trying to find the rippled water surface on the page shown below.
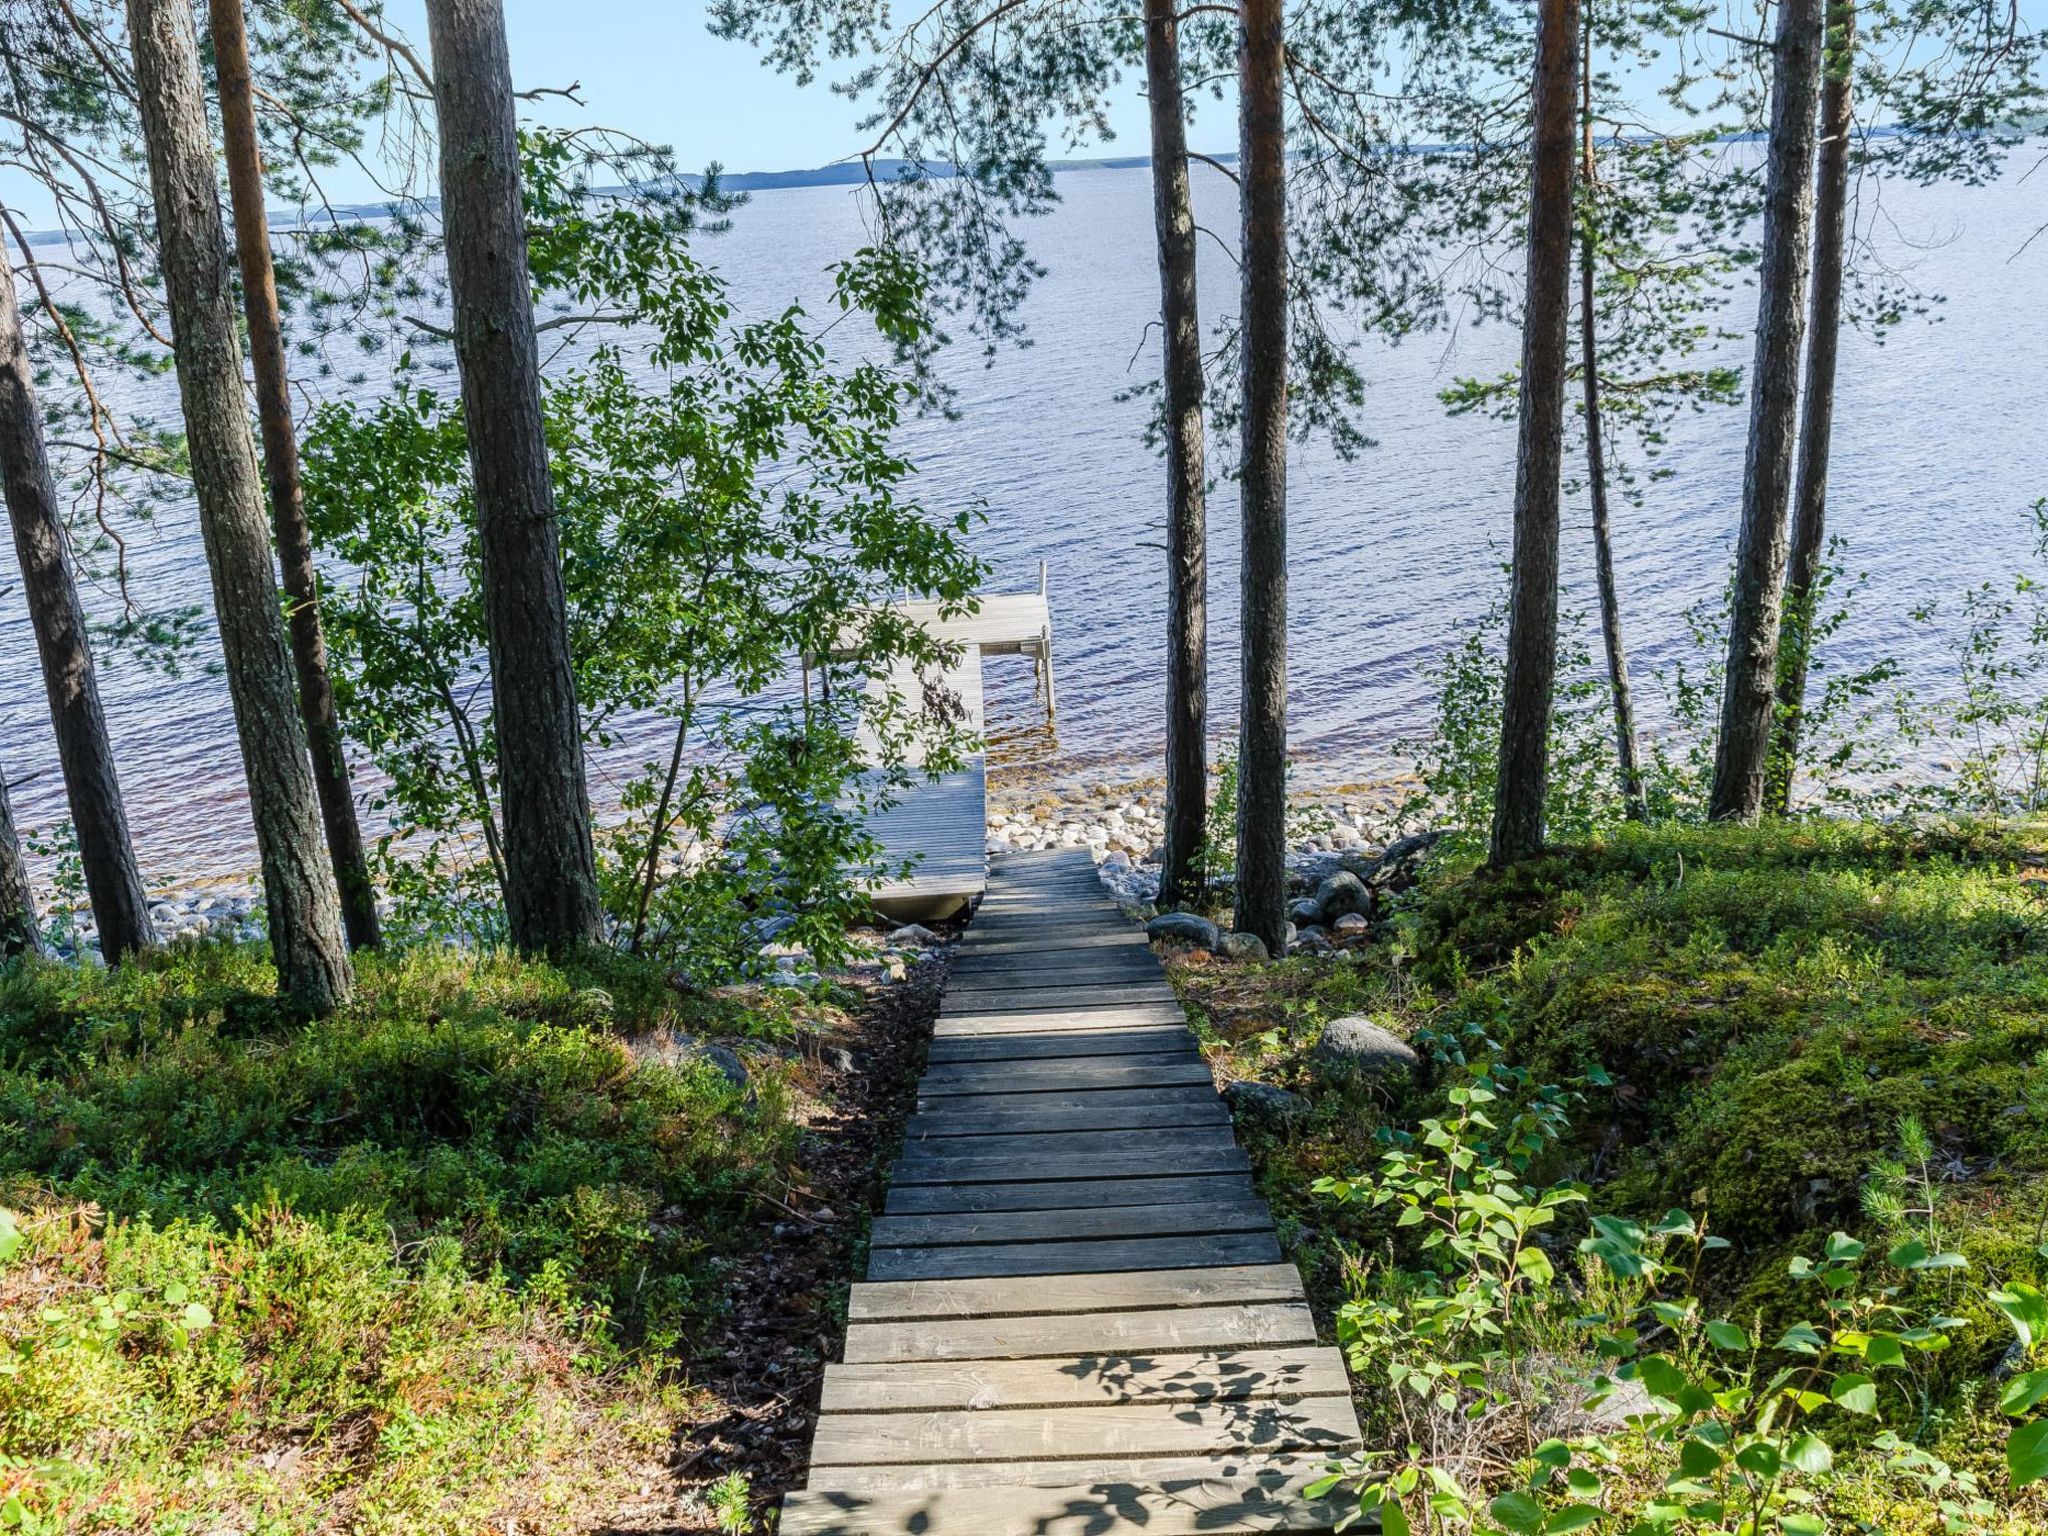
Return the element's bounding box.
[4,158,2045,877]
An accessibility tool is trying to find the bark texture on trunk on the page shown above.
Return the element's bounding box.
[1577,21,1646,822]
[1233,0,1289,955]
[1490,0,1582,868]
[0,758,36,959]
[127,0,353,1014]
[1709,0,1824,822]
[0,230,157,961]
[209,0,381,950]
[425,0,603,955]
[1768,0,1854,815]
[1144,0,1209,909]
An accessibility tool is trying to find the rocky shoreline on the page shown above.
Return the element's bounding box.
[30,779,1424,966]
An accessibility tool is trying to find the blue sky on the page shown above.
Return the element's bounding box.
[382,0,1170,185]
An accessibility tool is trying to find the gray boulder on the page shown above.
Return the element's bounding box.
[1289,896,1325,927]
[1217,931,1270,963]
[631,1030,751,1089]
[1366,831,1444,891]
[1223,1079,1307,1125]
[1313,1016,1419,1075]
[1148,911,1220,950]
[1314,870,1371,924]
[888,923,943,946]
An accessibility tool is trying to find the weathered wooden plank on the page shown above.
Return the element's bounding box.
[841,1301,1319,1365]
[925,1027,1192,1063]
[883,1172,1256,1215]
[950,950,1163,974]
[939,982,1180,1015]
[809,1393,1359,1465]
[907,1098,1230,1139]
[848,1264,1305,1323]
[868,1231,1282,1281]
[799,1449,1330,1493]
[945,968,1162,997]
[818,1346,1346,1413]
[934,1003,1188,1036]
[784,1469,1348,1532]
[950,934,1150,961]
[870,1196,1271,1250]
[898,1125,1238,1166]
[917,1056,1213,1097]
[888,1144,1247,1188]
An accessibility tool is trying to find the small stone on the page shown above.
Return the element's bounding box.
[1313,1016,1419,1075]
[889,923,942,946]
[820,1044,859,1073]
[1223,1079,1307,1125]
[1217,931,1269,963]
[1315,871,1371,924]
[1333,912,1370,936]
[1147,911,1220,949]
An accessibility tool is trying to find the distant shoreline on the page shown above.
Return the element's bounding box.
[19,123,2033,245]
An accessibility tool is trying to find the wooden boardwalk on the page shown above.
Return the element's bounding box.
[782,849,1360,1534]
[850,591,1056,921]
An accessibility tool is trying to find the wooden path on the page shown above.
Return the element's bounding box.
[782,849,1360,1534]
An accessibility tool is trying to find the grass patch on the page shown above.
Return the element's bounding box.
[0,941,830,1532]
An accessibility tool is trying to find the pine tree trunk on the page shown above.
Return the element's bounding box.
[0,227,157,961]
[127,0,353,1014]
[0,757,36,960]
[1768,0,1854,816]
[1144,0,1208,909]
[1490,0,1582,867]
[208,0,381,950]
[1577,21,1646,822]
[1709,0,1824,822]
[1233,0,1289,955]
[424,0,603,954]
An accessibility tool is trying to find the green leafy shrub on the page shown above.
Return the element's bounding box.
[1310,1054,2048,1535]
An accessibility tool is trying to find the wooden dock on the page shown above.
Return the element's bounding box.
[781,849,1361,1534]
[850,588,1057,922]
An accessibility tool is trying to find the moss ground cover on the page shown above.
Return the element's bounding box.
[0,942,876,1533]
[1168,817,2048,1532]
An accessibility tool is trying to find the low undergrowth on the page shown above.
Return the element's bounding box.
[1172,816,2048,1534]
[0,941,862,1533]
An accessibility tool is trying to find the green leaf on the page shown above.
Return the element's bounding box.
[1778,1516,1825,1535]
[1380,1499,1411,1536]
[1677,1438,1722,1479]
[1824,1232,1865,1263]
[1888,1238,1969,1272]
[1546,1506,1604,1534]
[1489,1490,1546,1535]
[1785,1432,1833,1474]
[1705,1320,1749,1351]
[0,1210,20,1267]
[2000,1369,2048,1417]
[1517,1247,1556,1286]
[2009,1418,2048,1488]
[1991,1284,2048,1351]
[1635,1355,1689,1402]
[1735,1442,1782,1478]
[1830,1373,1878,1415]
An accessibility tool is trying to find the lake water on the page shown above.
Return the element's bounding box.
[4,156,2046,879]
